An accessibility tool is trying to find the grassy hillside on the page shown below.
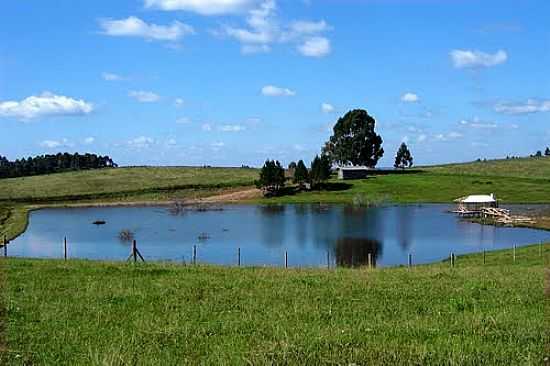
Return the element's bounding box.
[426,156,550,179]
[2,244,547,365]
[0,166,258,203]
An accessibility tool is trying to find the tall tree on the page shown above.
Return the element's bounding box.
[293,159,309,188]
[310,155,332,189]
[394,142,414,169]
[323,109,384,168]
[545,147,550,156]
[255,160,285,196]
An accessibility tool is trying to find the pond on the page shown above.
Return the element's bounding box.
[9,204,550,268]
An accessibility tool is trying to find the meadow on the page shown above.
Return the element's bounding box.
[2,244,547,365]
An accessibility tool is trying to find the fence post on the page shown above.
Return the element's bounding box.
[132,240,137,263]
[408,253,412,268]
[327,250,330,270]
[513,244,516,263]
[193,245,197,265]
[3,236,7,258]
[237,247,241,267]
[540,241,543,258]
[285,251,288,269]
[367,253,372,269]
[450,252,455,268]
[64,237,67,261]
[483,249,486,265]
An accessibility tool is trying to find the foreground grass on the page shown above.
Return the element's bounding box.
[2,244,548,365]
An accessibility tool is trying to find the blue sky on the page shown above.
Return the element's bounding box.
[1,0,549,167]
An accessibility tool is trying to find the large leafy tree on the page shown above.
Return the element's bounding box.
[293,159,309,188]
[310,155,332,189]
[255,160,285,196]
[323,109,384,168]
[394,142,413,169]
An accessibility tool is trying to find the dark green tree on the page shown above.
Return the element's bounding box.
[288,161,297,170]
[255,160,285,196]
[394,142,414,169]
[310,155,332,189]
[323,109,384,168]
[293,159,309,188]
[545,147,550,156]
[535,150,543,157]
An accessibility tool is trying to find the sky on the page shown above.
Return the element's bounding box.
[1,0,549,167]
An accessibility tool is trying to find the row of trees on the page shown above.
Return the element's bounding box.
[257,109,414,195]
[0,153,117,179]
[255,155,331,196]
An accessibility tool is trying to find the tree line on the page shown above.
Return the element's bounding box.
[0,153,117,179]
[256,109,414,196]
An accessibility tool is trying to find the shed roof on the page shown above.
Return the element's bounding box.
[456,194,496,203]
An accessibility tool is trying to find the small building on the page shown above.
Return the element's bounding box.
[337,166,372,180]
[454,194,498,215]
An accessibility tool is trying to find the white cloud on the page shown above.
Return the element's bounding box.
[211,141,225,147]
[321,103,334,113]
[220,0,332,57]
[128,136,155,148]
[450,49,508,69]
[144,0,257,15]
[102,72,124,81]
[435,132,463,141]
[261,85,295,97]
[166,138,177,146]
[401,92,419,103]
[297,36,330,57]
[459,117,497,129]
[40,138,74,149]
[129,90,160,103]
[494,99,550,115]
[0,92,93,120]
[202,123,213,131]
[174,98,184,108]
[99,16,195,42]
[176,117,192,124]
[417,134,427,143]
[83,137,95,144]
[219,124,246,132]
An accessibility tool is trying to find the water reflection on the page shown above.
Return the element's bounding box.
[334,237,382,268]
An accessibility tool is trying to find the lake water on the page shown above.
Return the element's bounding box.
[9,204,550,267]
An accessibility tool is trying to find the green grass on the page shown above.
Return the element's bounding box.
[2,244,548,365]
[426,156,550,179]
[0,167,258,203]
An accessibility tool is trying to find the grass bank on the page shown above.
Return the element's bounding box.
[2,244,548,365]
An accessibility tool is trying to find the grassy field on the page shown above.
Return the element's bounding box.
[2,244,548,365]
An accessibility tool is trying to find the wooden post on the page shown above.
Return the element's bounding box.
[513,244,516,263]
[64,237,67,261]
[540,241,543,258]
[132,240,137,263]
[3,236,6,258]
[193,245,197,265]
[367,253,372,269]
[237,247,241,267]
[285,251,288,269]
[450,252,455,268]
[483,249,486,265]
[408,253,412,268]
[327,250,330,270]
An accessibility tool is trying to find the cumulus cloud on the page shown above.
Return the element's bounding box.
[176,117,192,124]
[144,0,257,15]
[434,132,463,141]
[219,124,246,132]
[128,136,154,148]
[102,72,124,81]
[202,123,213,131]
[297,36,330,57]
[261,85,295,97]
[99,16,194,42]
[459,117,497,129]
[40,138,74,149]
[83,137,95,144]
[494,99,550,115]
[211,141,225,147]
[450,49,508,69]
[220,0,332,57]
[401,92,420,103]
[129,90,160,103]
[417,134,427,143]
[321,103,334,113]
[174,98,184,107]
[0,92,93,120]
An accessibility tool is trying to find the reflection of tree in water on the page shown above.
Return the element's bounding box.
[258,205,286,248]
[334,237,382,268]
[396,206,412,251]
